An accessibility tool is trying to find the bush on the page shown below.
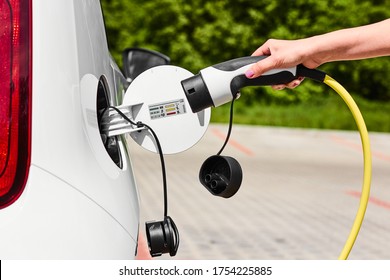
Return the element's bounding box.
[101,0,390,105]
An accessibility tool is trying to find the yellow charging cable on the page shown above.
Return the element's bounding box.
[323,75,372,260]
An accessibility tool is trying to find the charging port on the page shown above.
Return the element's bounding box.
[97,76,123,168]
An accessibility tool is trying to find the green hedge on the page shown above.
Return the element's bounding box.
[102,0,390,102]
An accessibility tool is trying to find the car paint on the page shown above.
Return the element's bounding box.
[0,0,140,259]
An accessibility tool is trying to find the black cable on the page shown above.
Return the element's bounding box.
[103,106,169,217]
[140,122,168,217]
[216,98,235,156]
[104,98,234,215]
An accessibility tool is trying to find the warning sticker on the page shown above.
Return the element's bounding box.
[149,99,187,120]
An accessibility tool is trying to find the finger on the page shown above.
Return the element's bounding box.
[245,56,277,78]
[285,77,305,89]
[272,77,305,90]
[251,44,271,56]
[271,84,286,90]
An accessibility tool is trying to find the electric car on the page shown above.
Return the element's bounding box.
[0,0,157,259]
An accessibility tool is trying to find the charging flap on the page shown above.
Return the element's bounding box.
[123,65,211,154]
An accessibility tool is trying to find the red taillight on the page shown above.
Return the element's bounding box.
[0,0,31,208]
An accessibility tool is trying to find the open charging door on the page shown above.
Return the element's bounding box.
[104,65,211,154]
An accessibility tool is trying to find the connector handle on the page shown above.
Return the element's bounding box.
[213,56,325,94]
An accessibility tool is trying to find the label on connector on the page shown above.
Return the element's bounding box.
[149,99,187,120]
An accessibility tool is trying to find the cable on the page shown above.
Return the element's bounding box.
[323,75,372,260]
[217,97,235,155]
[105,106,180,257]
[104,106,169,217]
[203,73,371,259]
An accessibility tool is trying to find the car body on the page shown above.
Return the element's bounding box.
[0,0,140,259]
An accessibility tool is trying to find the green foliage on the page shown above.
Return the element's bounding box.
[101,0,390,130]
[101,0,390,100]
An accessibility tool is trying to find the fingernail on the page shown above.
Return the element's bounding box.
[245,70,254,78]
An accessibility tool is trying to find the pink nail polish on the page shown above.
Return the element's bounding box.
[245,70,254,78]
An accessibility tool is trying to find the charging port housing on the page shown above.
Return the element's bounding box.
[97,76,123,168]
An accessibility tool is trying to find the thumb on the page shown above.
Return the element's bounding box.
[245,56,276,79]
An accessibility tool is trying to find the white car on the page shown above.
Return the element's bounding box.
[0,0,163,259]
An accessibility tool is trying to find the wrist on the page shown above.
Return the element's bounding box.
[307,32,348,65]
[299,36,330,67]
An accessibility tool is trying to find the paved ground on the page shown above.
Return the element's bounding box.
[127,124,390,260]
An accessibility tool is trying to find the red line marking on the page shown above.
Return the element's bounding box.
[331,135,362,152]
[331,134,390,162]
[211,128,255,156]
[346,190,390,211]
